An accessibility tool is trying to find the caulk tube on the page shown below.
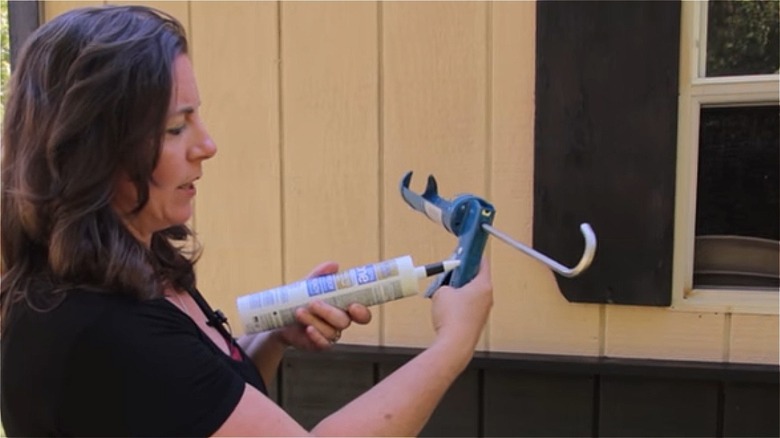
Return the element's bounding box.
[237,256,459,335]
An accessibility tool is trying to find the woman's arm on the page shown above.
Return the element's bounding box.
[216,259,493,437]
[236,330,287,386]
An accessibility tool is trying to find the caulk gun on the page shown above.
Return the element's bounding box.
[400,171,598,297]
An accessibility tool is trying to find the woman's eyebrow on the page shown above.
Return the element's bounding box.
[169,106,195,117]
[169,99,200,117]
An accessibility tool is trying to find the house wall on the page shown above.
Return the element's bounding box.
[42,1,778,366]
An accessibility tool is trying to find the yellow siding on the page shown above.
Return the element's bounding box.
[188,1,282,332]
[42,1,779,365]
[111,0,188,21]
[44,0,105,19]
[382,1,488,347]
[280,1,380,345]
[488,0,602,356]
[605,306,726,362]
[729,314,780,364]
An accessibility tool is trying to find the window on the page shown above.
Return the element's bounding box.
[673,0,779,314]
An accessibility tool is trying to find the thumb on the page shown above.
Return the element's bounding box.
[305,261,339,279]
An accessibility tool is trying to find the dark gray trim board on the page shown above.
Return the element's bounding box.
[8,0,41,69]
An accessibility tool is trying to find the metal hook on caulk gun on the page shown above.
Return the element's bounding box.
[399,171,597,297]
[481,223,596,277]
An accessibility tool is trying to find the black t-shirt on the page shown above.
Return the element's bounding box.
[1,290,268,437]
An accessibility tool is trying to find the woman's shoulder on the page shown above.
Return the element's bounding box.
[49,288,161,320]
[64,289,191,338]
[5,288,187,345]
[1,289,185,385]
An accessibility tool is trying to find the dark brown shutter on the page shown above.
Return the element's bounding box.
[534,0,681,305]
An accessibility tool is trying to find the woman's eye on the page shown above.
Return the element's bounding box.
[166,125,185,136]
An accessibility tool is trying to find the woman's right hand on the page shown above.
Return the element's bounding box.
[429,258,493,353]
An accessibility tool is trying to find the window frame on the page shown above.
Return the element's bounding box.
[671,0,779,315]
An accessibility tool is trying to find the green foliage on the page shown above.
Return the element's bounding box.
[707,0,780,77]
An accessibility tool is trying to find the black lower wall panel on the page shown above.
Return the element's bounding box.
[378,361,480,437]
[599,376,719,437]
[280,356,374,429]
[483,370,594,437]
[722,382,780,437]
[278,346,778,436]
[266,371,279,404]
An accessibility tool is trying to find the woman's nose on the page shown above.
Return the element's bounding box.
[190,118,217,160]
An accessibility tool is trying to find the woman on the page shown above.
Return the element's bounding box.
[0,5,493,437]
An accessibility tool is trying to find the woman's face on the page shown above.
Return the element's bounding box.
[112,54,217,245]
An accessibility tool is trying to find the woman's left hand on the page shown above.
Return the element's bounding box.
[274,262,372,351]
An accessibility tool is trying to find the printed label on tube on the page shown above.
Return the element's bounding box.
[237,256,417,334]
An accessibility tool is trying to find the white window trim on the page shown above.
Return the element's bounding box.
[672,1,779,315]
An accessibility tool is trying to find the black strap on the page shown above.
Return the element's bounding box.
[185,286,232,341]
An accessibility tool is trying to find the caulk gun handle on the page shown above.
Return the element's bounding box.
[425,198,496,297]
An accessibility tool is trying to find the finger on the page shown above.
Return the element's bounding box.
[451,258,492,292]
[295,304,348,338]
[305,261,339,279]
[305,325,335,349]
[470,258,493,289]
[479,257,491,276]
[301,316,341,348]
[308,300,352,330]
[430,285,455,303]
[346,303,372,325]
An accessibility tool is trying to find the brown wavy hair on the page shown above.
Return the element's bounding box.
[1,5,199,326]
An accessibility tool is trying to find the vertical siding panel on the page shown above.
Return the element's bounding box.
[281,2,380,344]
[190,2,282,331]
[383,2,487,347]
[378,363,480,437]
[281,356,375,429]
[44,1,105,20]
[489,0,601,355]
[111,1,188,23]
[599,376,719,436]
[729,314,779,364]
[605,307,725,361]
[722,382,780,437]
[483,370,594,437]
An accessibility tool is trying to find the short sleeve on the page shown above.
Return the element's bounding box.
[59,300,246,437]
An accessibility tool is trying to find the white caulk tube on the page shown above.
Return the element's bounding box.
[237,255,460,335]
